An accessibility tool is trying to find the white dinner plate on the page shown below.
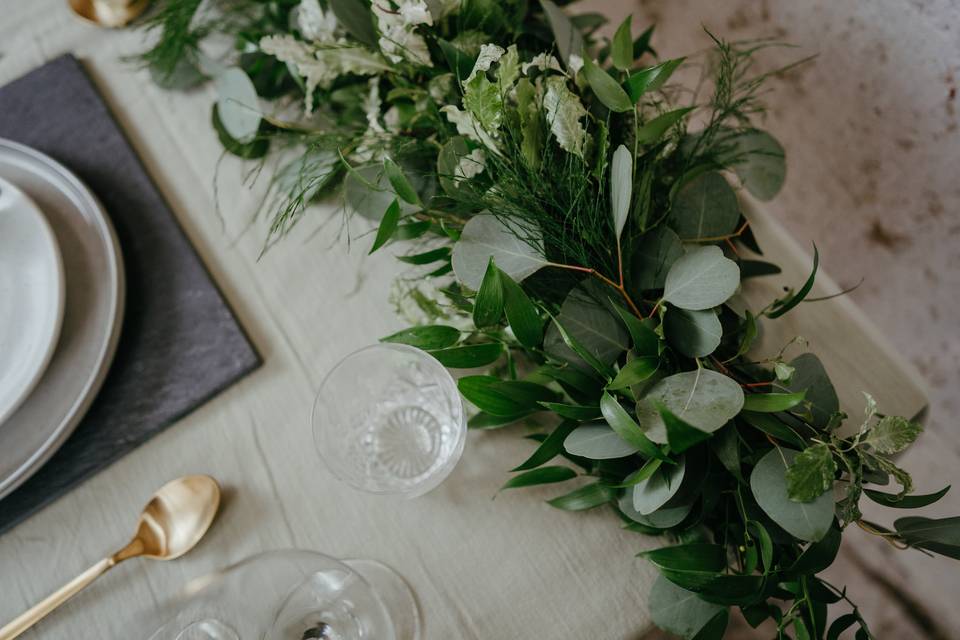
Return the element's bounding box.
[0,139,125,500]
[0,176,65,425]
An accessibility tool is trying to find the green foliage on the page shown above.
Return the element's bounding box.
[473,259,504,327]
[752,448,834,541]
[786,443,837,502]
[328,0,377,47]
[662,246,740,311]
[501,466,577,490]
[767,245,819,318]
[625,58,685,101]
[139,4,954,636]
[381,325,460,350]
[582,54,633,112]
[611,16,634,71]
[368,199,401,254]
[863,416,922,454]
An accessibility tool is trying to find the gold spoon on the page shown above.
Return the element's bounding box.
[67,0,152,28]
[0,475,221,640]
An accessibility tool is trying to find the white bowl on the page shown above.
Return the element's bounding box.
[0,176,65,426]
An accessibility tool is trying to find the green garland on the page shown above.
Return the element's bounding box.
[140,1,958,637]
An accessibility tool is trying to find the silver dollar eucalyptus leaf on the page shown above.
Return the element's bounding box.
[636,369,744,443]
[663,245,740,310]
[751,448,834,542]
[214,67,261,143]
[452,214,547,290]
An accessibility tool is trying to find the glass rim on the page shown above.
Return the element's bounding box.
[311,342,466,496]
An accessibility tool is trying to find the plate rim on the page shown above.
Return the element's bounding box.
[0,175,67,425]
[0,138,126,500]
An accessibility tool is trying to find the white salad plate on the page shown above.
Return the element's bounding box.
[0,139,125,500]
[0,175,65,425]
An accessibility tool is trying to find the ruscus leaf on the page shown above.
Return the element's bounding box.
[548,482,614,511]
[369,198,401,254]
[611,16,634,71]
[429,342,503,368]
[500,465,577,490]
[742,391,807,413]
[512,422,579,471]
[383,156,421,205]
[582,54,633,112]
[624,57,685,102]
[501,269,543,348]
[767,245,819,319]
[610,144,633,240]
[473,258,504,328]
[381,325,460,350]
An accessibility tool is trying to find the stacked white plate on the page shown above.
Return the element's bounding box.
[0,138,125,500]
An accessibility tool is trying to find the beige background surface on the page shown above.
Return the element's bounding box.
[0,1,956,638]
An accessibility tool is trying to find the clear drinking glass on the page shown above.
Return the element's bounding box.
[312,343,466,497]
[147,550,420,640]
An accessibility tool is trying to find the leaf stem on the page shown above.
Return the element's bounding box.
[689,219,751,243]
[548,261,645,318]
[855,520,910,549]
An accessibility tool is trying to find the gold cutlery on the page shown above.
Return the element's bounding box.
[0,475,221,640]
[67,0,152,28]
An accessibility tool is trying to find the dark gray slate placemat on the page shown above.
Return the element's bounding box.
[0,54,261,534]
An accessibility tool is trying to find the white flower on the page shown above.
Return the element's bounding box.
[543,75,589,157]
[465,43,505,84]
[297,0,338,44]
[440,105,499,151]
[259,35,389,113]
[384,106,402,132]
[455,148,486,180]
[521,53,564,75]
[399,1,433,26]
[568,54,584,75]
[373,1,434,67]
[363,77,384,133]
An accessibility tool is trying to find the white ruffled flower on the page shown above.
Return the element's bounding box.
[465,43,505,83]
[297,0,338,44]
[455,148,486,180]
[568,54,584,75]
[259,35,389,113]
[521,53,564,75]
[440,105,499,151]
[373,1,434,67]
[383,106,402,132]
[363,77,384,134]
[399,1,432,25]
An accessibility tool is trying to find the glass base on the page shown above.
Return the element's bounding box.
[343,559,421,640]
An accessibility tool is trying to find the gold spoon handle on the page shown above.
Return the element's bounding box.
[0,557,116,640]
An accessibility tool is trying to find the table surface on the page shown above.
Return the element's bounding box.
[0,1,954,638]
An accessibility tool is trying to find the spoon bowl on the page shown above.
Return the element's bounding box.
[68,0,152,28]
[130,475,221,561]
[0,475,221,640]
